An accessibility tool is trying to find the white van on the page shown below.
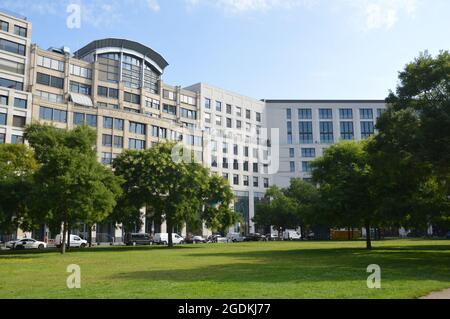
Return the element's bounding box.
[153,233,185,245]
[226,232,245,242]
[55,234,88,248]
[283,230,302,241]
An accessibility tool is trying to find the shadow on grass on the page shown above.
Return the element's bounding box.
[112,245,450,284]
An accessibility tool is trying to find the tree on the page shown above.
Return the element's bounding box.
[113,142,237,247]
[0,144,38,235]
[370,51,450,232]
[25,124,123,254]
[312,141,377,249]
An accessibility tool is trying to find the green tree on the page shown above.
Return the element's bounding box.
[312,141,377,249]
[25,124,123,254]
[113,142,237,247]
[0,144,38,235]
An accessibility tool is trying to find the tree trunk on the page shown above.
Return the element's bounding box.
[348,227,351,240]
[88,224,93,248]
[365,222,372,250]
[167,219,173,248]
[67,223,71,250]
[61,220,67,254]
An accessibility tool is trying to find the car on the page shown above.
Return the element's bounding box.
[244,233,267,242]
[265,233,280,241]
[207,234,228,243]
[124,233,153,246]
[7,238,47,250]
[153,233,185,245]
[55,234,88,248]
[226,232,246,242]
[283,230,302,241]
[185,235,207,244]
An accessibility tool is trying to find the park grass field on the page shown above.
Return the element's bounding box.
[0,239,449,299]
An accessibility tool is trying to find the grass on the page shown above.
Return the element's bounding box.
[0,239,449,299]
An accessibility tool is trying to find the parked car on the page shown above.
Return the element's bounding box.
[185,235,207,244]
[283,230,302,241]
[226,232,246,242]
[7,238,47,250]
[265,233,280,241]
[124,233,153,246]
[244,233,267,242]
[55,234,88,248]
[207,234,228,243]
[153,233,185,245]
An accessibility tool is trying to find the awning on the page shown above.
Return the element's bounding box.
[70,93,93,108]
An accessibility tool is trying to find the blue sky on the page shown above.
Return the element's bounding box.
[2,0,449,99]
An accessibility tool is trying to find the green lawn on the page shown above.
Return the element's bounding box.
[0,239,449,299]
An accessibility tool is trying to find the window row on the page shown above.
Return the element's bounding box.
[0,38,25,56]
[0,95,27,109]
[39,106,67,123]
[37,56,65,72]
[0,57,25,75]
[204,98,261,122]
[288,108,383,120]
[36,73,64,89]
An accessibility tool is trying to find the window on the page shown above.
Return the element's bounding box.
[103,117,113,129]
[163,90,177,101]
[320,122,334,144]
[0,57,25,75]
[113,136,123,149]
[253,163,259,173]
[0,38,26,56]
[37,56,64,72]
[163,104,176,115]
[215,115,222,126]
[264,178,269,188]
[339,109,353,120]
[244,161,249,172]
[289,148,295,158]
[243,176,249,186]
[73,112,85,125]
[37,73,64,89]
[35,90,64,103]
[14,98,27,109]
[319,109,333,120]
[361,121,375,139]
[12,115,26,128]
[144,63,159,94]
[204,98,211,109]
[340,122,354,140]
[181,95,196,105]
[0,112,6,125]
[226,104,232,114]
[246,109,251,120]
[377,108,386,118]
[236,120,242,129]
[233,144,239,156]
[0,95,7,105]
[70,64,92,79]
[102,134,113,147]
[0,133,5,144]
[244,146,249,157]
[98,86,108,97]
[129,121,146,135]
[70,81,91,95]
[0,20,8,32]
[101,152,113,165]
[298,108,312,120]
[236,107,242,117]
[302,161,313,173]
[122,54,142,89]
[286,108,292,120]
[290,161,295,173]
[11,135,24,144]
[204,113,211,124]
[124,92,141,105]
[0,77,23,90]
[86,114,97,127]
[256,112,261,122]
[53,109,67,123]
[129,138,146,150]
[223,158,229,169]
[98,53,119,83]
[14,25,27,37]
[287,121,293,145]
[245,123,251,132]
[301,148,316,158]
[233,174,240,185]
[222,142,228,154]
[253,177,259,187]
[226,118,232,128]
[360,109,373,119]
[114,119,124,131]
[146,98,160,110]
[216,101,222,112]
[180,108,197,120]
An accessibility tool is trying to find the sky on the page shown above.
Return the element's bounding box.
[1,0,449,100]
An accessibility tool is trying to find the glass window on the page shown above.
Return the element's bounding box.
[98,53,119,83]
[233,144,239,156]
[290,161,295,173]
[53,109,67,123]
[12,115,26,128]
[0,57,25,75]
[113,136,123,149]
[124,92,140,105]
[37,56,64,72]
[264,178,269,188]
[320,122,334,144]
[86,114,97,127]
[37,73,64,89]
[0,38,26,56]
[243,176,249,186]
[233,159,239,170]
[101,152,113,165]
[129,121,146,135]
[14,25,27,37]
[339,109,353,120]
[70,64,92,79]
[319,109,333,120]
[253,163,259,173]
[236,107,242,117]
[286,108,292,120]
[361,121,375,139]
[301,148,316,158]
[0,20,8,32]
[11,135,24,144]
[0,77,23,90]
[70,81,91,95]
[236,120,242,129]
[256,112,262,122]
[246,109,251,120]
[302,161,313,173]
[14,98,27,109]
[39,106,52,121]
[226,104,232,114]
[73,112,85,125]
[129,138,146,150]
[0,95,7,105]
[215,115,222,126]
[114,119,124,131]
[162,104,176,115]
[103,117,113,129]
[377,108,386,118]
[340,122,354,140]
[0,133,5,144]
[216,101,222,112]
[299,121,313,144]
[0,112,6,125]
[233,174,240,185]
[289,148,295,158]
[226,118,232,128]
[360,109,374,119]
[204,98,211,109]
[102,134,112,147]
[298,108,312,120]
[122,54,142,89]
[98,86,108,97]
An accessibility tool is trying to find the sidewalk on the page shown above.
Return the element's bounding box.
[420,288,450,299]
